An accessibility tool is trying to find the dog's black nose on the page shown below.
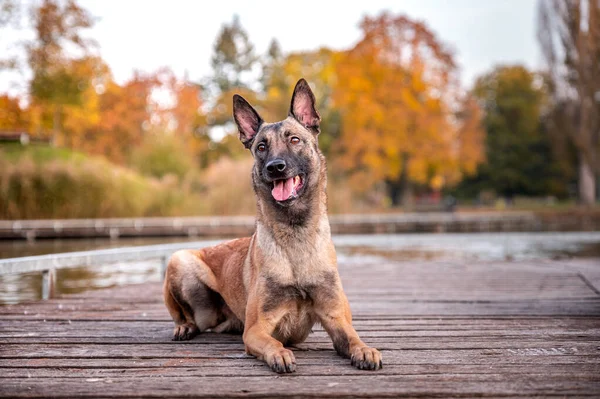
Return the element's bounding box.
[266,159,286,175]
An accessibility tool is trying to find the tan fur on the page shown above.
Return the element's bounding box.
[163,79,382,373]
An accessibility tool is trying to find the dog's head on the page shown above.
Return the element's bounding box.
[233,79,324,217]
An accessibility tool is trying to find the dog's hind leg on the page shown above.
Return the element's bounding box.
[163,282,199,340]
[211,305,244,334]
[163,250,222,341]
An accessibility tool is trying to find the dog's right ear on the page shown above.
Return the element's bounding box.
[233,94,263,149]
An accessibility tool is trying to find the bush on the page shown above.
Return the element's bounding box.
[199,156,255,216]
[0,145,203,219]
[130,134,195,180]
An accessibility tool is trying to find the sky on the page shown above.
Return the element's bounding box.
[1,0,541,95]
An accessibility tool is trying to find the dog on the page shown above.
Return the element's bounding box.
[163,78,382,373]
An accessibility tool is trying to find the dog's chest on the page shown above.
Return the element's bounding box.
[265,279,320,344]
[256,221,335,283]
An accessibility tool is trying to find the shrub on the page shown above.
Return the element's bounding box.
[0,145,203,219]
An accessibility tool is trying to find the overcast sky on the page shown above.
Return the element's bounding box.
[1,0,541,95]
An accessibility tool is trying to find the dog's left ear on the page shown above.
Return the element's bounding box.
[289,78,321,133]
[233,94,263,149]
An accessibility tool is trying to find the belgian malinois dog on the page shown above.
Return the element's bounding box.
[163,79,382,373]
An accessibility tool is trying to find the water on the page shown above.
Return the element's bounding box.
[1,232,599,305]
[334,232,600,262]
[0,236,220,259]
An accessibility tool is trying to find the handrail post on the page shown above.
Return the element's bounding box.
[160,256,168,281]
[42,268,56,300]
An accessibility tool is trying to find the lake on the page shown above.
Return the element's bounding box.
[1,232,599,305]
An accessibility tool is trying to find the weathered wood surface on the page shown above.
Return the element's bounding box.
[1,254,599,397]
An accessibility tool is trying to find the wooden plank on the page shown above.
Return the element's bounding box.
[2,351,599,369]
[2,299,599,319]
[0,331,600,346]
[3,328,599,340]
[1,375,598,398]
[1,342,597,359]
[1,363,598,378]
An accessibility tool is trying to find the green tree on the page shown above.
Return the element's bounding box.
[458,65,570,200]
[260,38,284,93]
[27,0,95,144]
[209,15,257,94]
[0,0,20,70]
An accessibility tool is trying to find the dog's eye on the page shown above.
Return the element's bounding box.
[257,143,266,152]
[290,137,300,144]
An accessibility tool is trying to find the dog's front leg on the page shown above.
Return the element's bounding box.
[243,302,296,374]
[316,291,383,370]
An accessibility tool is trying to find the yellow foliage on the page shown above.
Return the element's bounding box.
[332,12,485,192]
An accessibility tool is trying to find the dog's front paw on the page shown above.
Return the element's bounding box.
[172,323,198,341]
[351,346,382,370]
[266,347,297,374]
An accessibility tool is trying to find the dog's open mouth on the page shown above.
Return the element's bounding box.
[272,175,303,202]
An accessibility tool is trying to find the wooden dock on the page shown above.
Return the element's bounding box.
[2,211,600,240]
[1,253,599,397]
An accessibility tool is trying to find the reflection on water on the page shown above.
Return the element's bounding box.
[333,232,600,263]
[1,232,600,305]
[0,236,228,259]
[2,272,42,304]
[1,260,163,305]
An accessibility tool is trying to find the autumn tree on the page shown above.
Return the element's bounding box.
[333,12,484,206]
[538,0,599,204]
[259,48,341,158]
[87,71,157,163]
[27,0,95,144]
[0,94,29,131]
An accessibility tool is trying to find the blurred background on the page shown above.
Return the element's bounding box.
[0,0,598,219]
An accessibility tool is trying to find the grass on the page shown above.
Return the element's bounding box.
[0,142,88,164]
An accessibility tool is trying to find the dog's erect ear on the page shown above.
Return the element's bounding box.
[233,94,263,149]
[289,78,321,133]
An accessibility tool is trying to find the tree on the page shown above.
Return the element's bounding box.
[209,15,257,94]
[538,0,600,204]
[0,94,29,131]
[0,0,20,70]
[259,48,341,157]
[88,71,157,164]
[458,65,570,200]
[57,56,106,150]
[27,0,95,144]
[332,12,484,206]
[260,38,284,93]
[203,15,258,157]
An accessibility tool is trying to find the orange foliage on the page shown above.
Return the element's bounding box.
[0,95,29,132]
[333,13,484,191]
[80,71,156,163]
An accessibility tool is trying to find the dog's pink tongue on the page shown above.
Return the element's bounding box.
[272,178,294,201]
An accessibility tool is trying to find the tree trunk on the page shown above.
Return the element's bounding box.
[387,180,402,207]
[52,106,60,147]
[579,155,596,205]
[387,153,413,208]
[399,153,413,209]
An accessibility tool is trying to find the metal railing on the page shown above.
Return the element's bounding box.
[0,239,223,299]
